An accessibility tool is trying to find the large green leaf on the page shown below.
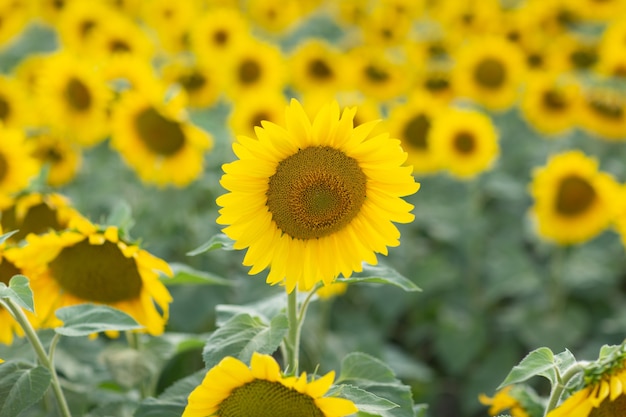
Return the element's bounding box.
[202,313,288,369]
[55,304,143,337]
[328,384,398,415]
[337,352,415,417]
[186,233,235,256]
[337,264,421,292]
[134,370,204,417]
[0,362,51,417]
[164,263,233,286]
[498,347,556,388]
[0,275,34,313]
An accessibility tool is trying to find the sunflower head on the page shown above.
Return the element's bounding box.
[217,99,419,292]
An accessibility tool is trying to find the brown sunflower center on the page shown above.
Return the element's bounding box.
[34,145,64,164]
[570,48,597,70]
[555,175,596,217]
[542,90,568,111]
[49,239,143,303]
[218,380,325,417]
[474,58,506,89]
[424,76,450,92]
[364,65,389,83]
[238,59,261,85]
[589,99,624,120]
[589,391,626,417]
[64,77,92,111]
[453,131,476,154]
[0,153,7,183]
[267,146,367,240]
[0,95,10,121]
[213,29,228,46]
[0,257,21,285]
[79,19,96,38]
[1,202,63,242]
[308,58,333,80]
[178,72,206,92]
[134,107,185,156]
[250,111,270,129]
[403,114,431,150]
[110,39,131,53]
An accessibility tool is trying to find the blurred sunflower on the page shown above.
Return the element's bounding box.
[598,16,626,77]
[87,11,154,61]
[571,0,626,22]
[529,150,619,245]
[12,217,173,335]
[430,107,499,179]
[288,40,347,95]
[452,36,526,111]
[244,0,303,34]
[358,5,413,47]
[55,0,118,54]
[36,52,111,147]
[140,0,200,54]
[479,385,531,417]
[386,93,446,175]
[35,0,75,25]
[29,132,82,187]
[316,282,348,300]
[0,75,30,128]
[227,89,286,138]
[102,55,162,95]
[161,59,222,109]
[217,99,419,293]
[0,241,26,345]
[545,33,599,74]
[102,0,142,17]
[520,73,581,137]
[0,127,40,196]
[190,8,251,63]
[111,90,213,187]
[0,192,84,244]
[578,87,626,141]
[346,46,410,102]
[182,352,357,417]
[0,0,31,48]
[221,38,286,99]
[434,0,502,45]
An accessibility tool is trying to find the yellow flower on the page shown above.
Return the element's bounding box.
[315,282,348,300]
[578,87,626,141]
[161,59,223,109]
[86,11,154,61]
[479,386,531,417]
[110,90,213,187]
[288,40,348,95]
[227,89,287,139]
[217,99,419,293]
[190,7,251,64]
[140,0,200,54]
[244,0,304,34]
[0,242,27,345]
[182,352,357,417]
[12,217,173,335]
[29,129,83,187]
[55,0,118,54]
[0,74,31,128]
[452,36,526,111]
[358,5,414,48]
[0,0,31,48]
[430,107,499,179]
[0,126,40,196]
[529,150,619,245]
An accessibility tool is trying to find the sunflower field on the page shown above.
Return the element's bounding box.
[2,0,626,416]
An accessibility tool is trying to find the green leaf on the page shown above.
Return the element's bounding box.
[0,230,17,245]
[0,362,52,417]
[164,263,233,286]
[329,384,398,414]
[202,313,289,369]
[55,304,143,337]
[106,200,135,233]
[337,352,416,417]
[337,264,421,292]
[134,370,204,417]
[187,233,234,256]
[413,404,429,417]
[0,275,34,313]
[498,347,556,389]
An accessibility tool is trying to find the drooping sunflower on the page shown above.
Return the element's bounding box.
[182,352,357,417]
[452,36,526,111]
[429,107,499,179]
[288,40,348,95]
[385,92,446,175]
[479,386,532,417]
[111,90,213,187]
[227,89,286,138]
[0,74,30,128]
[216,99,419,293]
[0,126,40,196]
[529,150,619,245]
[12,217,173,335]
[36,52,111,147]
[0,192,84,244]
[29,130,83,187]
[520,72,582,137]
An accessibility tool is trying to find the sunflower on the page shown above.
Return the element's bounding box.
[315,282,348,300]
[36,52,111,147]
[0,0,31,48]
[111,89,213,187]
[598,16,626,77]
[452,36,526,111]
[358,5,414,48]
[520,72,582,137]
[548,350,626,417]
[0,192,84,244]
[0,74,30,128]
[35,0,75,25]
[433,0,502,46]
[227,89,287,138]
[29,130,82,187]
[12,217,173,335]
[140,0,200,54]
[86,12,154,61]
[479,386,531,417]
[244,0,304,34]
[0,241,27,345]
[216,99,419,293]
[102,55,162,95]
[55,0,118,54]
[578,86,626,141]
[529,150,619,245]
[288,40,348,95]
[182,352,357,417]
[545,33,599,74]
[430,107,499,179]
[0,126,40,196]
[161,59,223,109]
[385,92,446,175]
[190,8,251,64]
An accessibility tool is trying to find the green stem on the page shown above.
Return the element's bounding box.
[285,290,300,375]
[125,331,151,399]
[1,298,72,417]
[550,246,567,315]
[544,363,585,417]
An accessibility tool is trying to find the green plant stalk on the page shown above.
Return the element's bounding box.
[126,331,151,399]
[1,298,72,417]
[543,363,584,417]
[285,290,300,375]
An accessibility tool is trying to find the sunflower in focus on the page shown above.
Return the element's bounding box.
[430,107,499,179]
[452,36,526,111]
[12,217,173,335]
[182,352,357,417]
[29,130,82,187]
[0,126,40,196]
[111,90,213,187]
[217,99,419,293]
[529,150,619,245]
[479,385,532,417]
[227,89,286,138]
[36,52,111,147]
